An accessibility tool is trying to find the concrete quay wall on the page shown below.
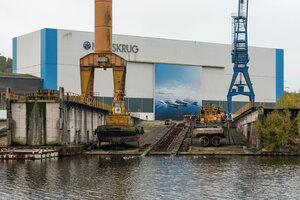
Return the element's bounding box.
[234,110,260,146]
[9,101,107,146]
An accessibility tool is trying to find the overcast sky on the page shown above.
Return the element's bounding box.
[0,0,299,92]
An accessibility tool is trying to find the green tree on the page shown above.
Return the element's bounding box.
[6,58,12,69]
[0,56,6,72]
[0,56,13,73]
[276,92,300,108]
[254,110,299,151]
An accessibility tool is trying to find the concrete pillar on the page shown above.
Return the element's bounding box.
[81,109,86,144]
[59,87,64,143]
[6,88,12,145]
[90,110,93,143]
[11,103,26,145]
[93,112,98,141]
[69,107,76,145]
[85,109,89,144]
[46,103,60,145]
[79,108,83,144]
[74,107,78,145]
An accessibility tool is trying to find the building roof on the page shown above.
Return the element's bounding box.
[0,72,42,79]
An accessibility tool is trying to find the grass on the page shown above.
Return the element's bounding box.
[0,121,6,126]
[188,145,245,154]
[172,147,179,153]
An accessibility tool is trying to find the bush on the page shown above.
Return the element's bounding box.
[254,110,299,151]
[0,56,12,73]
[276,92,300,108]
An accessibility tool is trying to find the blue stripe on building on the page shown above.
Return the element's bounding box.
[41,28,58,90]
[276,49,284,101]
[12,38,17,74]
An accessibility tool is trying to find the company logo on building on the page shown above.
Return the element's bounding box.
[83,41,139,53]
[112,44,139,53]
[83,41,91,50]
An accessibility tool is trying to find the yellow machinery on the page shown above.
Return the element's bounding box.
[80,0,143,145]
[193,105,225,147]
[198,105,222,124]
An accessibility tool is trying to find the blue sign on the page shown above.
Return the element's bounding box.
[83,41,91,50]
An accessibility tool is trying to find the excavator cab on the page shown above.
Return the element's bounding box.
[106,101,132,126]
[112,101,125,115]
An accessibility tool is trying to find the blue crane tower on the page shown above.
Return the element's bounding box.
[227,0,255,118]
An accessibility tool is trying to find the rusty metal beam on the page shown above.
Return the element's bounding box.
[95,0,112,53]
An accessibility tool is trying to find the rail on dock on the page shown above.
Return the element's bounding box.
[0,87,140,118]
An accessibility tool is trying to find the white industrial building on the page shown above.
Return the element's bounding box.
[12,28,284,120]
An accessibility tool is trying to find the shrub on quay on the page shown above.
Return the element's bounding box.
[276,92,300,108]
[254,110,300,152]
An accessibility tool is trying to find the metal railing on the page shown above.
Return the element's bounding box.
[232,99,300,119]
[0,90,112,111]
[65,92,112,111]
[233,101,253,118]
[0,90,140,118]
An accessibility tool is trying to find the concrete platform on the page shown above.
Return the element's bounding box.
[85,149,141,156]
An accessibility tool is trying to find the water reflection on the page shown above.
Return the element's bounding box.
[0,156,299,199]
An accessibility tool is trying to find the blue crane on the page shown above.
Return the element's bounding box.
[227,0,255,118]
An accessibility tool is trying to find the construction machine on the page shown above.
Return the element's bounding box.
[193,105,226,147]
[80,0,143,146]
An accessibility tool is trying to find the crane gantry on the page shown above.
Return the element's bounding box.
[227,0,255,118]
[80,0,143,145]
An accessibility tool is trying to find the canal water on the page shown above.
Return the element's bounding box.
[0,156,300,200]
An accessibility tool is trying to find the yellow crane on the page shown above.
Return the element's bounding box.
[80,0,143,145]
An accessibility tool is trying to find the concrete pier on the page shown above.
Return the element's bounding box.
[8,100,107,146]
[5,88,111,146]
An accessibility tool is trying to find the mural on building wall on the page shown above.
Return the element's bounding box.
[155,64,202,120]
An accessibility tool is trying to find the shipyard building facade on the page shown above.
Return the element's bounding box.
[12,28,284,120]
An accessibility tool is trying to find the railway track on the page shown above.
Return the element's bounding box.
[154,123,185,152]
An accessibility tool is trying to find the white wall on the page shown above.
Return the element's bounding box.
[113,35,226,68]
[126,62,154,98]
[57,30,94,94]
[138,112,154,121]
[16,30,41,77]
[201,47,277,103]
[116,34,277,103]
[248,48,277,102]
[0,110,6,120]
[17,29,278,104]
[201,67,228,101]
[93,62,154,98]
